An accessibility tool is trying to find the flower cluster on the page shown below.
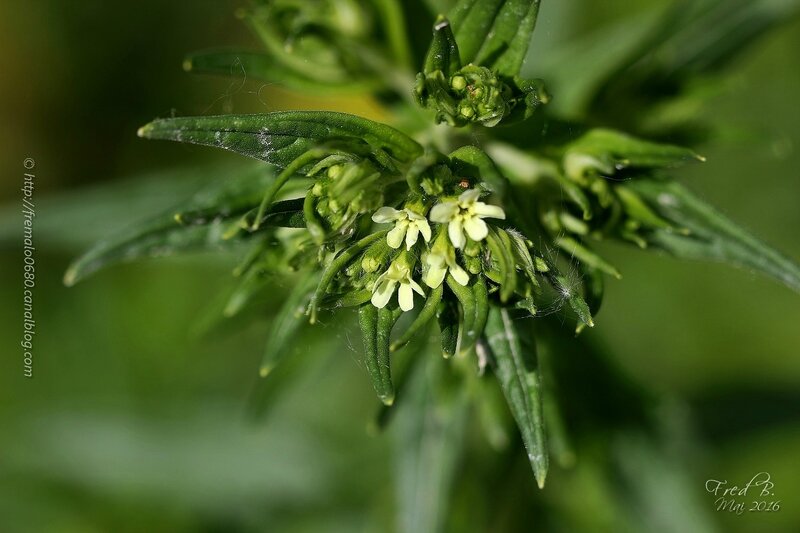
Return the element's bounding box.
[367,189,505,311]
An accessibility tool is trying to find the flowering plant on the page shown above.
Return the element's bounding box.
[66,0,800,502]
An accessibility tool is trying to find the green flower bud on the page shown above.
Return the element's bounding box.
[415,63,548,127]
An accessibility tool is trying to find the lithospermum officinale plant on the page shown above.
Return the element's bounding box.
[66,0,800,498]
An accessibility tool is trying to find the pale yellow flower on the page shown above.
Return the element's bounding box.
[371,257,425,312]
[423,232,469,288]
[429,189,505,248]
[372,207,432,250]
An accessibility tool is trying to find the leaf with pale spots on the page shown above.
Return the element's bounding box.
[137,111,424,169]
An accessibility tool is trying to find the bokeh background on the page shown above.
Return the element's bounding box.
[1,1,799,532]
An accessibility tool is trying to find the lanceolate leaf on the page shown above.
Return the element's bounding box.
[259,270,321,377]
[138,112,423,168]
[448,0,541,77]
[63,168,307,286]
[608,0,800,88]
[393,356,469,533]
[184,49,294,81]
[484,307,548,488]
[184,49,380,93]
[628,180,800,293]
[565,129,704,170]
[423,17,462,76]
[360,304,402,405]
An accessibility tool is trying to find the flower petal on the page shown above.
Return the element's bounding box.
[463,216,488,241]
[405,224,420,250]
[425,251,446,268]
[449,262,470,286]
[458,189,481,205]
[448,219,466,248]
[371,279,396,308]
[408,277,426,296]
[417,219,432,243]
[398,283,415,312]
[473,202,506,220]
[424,264,447,288]
[429,201,459,223]
[372,207,403,223]
[386,223,407,249]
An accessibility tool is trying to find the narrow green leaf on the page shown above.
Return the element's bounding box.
[449,0,541,77]
[554,235,622,280]
[374,0,414,69]
[445,275,477,354]
[565,129,703,171]
[486,228,517,302]
[259,270,321,377]
[359,305,383,400]
[64,167,281,286]
[472,277,490,346]
[423,16,462,76]
[484,307,548,487]
[256,198,307,228]
[224,245,274,317]
[240,7,357,83]
[377,305,402,405]
[64,221,238,287]
[581,265,605,317]
[575,264,604,335]
[526,6,670,118]
[628,180,800,293]
[611,0,800,89]
[360,304,401,405]
[184,49,379,93]
[540,261,595,328]
[393,356,469,533]
[137,112,423,168]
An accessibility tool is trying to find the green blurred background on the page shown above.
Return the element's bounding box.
[1,1,799,532]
